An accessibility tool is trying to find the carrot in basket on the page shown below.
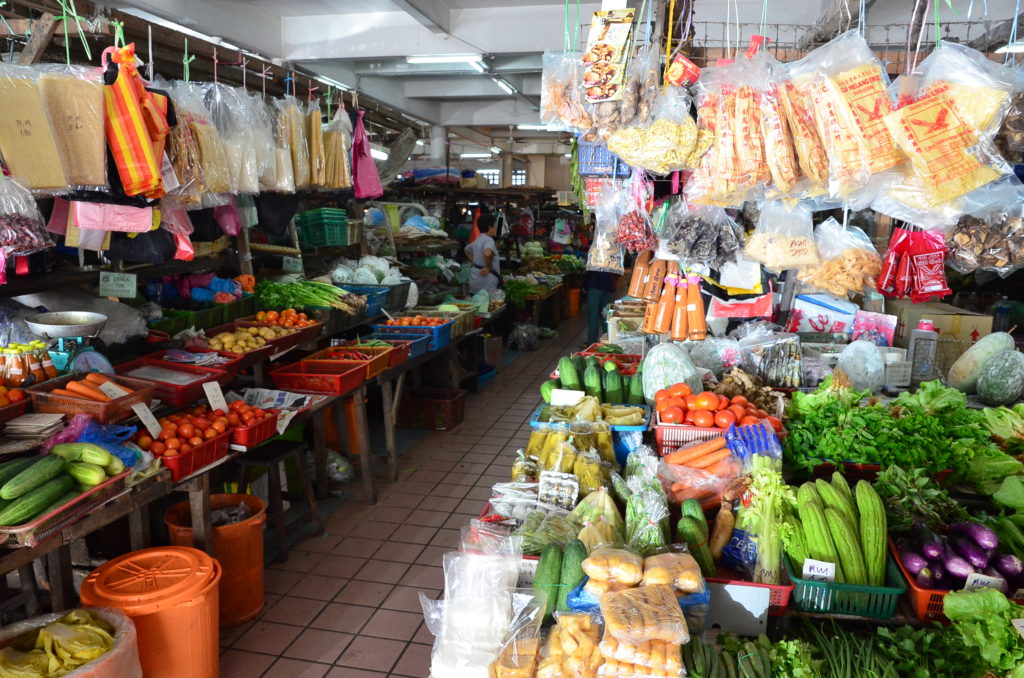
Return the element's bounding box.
[689,448,733,470]
[84,372,133,393]
[51,388,83,398]
[65,381,111,402]
[664,437,726,465]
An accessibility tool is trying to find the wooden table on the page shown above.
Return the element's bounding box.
[525,284,564,329]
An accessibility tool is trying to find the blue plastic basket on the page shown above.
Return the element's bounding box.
[577,136,631,178]
[339,285,390,319]
[371,320,453,351]
[529,402,650,431]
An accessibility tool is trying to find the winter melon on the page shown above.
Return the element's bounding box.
[977,350,1024,405]
[948,332,1016,393]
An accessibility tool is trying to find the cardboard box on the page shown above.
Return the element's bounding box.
[886,300,993,348]
[483,335,503,371]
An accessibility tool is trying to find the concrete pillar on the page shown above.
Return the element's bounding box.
[500,152,514,187]
[430,125,446,165]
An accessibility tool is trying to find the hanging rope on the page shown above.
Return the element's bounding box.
[563,0,570,51]
[55,0,91,64]
[182,38,195,82]
[664,0,676,85]
[1007,0,1021,64]
[759,0,769,39]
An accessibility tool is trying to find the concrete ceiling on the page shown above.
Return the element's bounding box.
[116,0,1024,158]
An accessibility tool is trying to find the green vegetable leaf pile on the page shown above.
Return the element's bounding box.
[873,465,969,533]
[944,587,1024,677]
[875,626,989,678]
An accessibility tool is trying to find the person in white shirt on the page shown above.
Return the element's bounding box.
[465,213,500,295]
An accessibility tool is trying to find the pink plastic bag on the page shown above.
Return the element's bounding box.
[214,198,241,236]
[352,109,384,199]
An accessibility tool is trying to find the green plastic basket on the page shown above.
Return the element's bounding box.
[784,555,906,618]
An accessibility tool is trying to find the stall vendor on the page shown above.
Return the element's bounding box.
[466,213,501,295]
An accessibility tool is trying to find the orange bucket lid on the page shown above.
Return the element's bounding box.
[80,546,220,615]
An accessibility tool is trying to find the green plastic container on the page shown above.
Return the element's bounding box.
[784,555,906,619]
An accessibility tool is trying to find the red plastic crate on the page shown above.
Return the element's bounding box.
[707,565,794,617]
[116,359,228,409]
[160,430,232,482]
[334,338,412,367]
[188,325,277,371]
[302,346,392,379]
[268,361,365,395]
[654,412,725,456]
[231,410,279,448]
[148,348,243,383]
[0,399,29,427]
[27,374,156,424]
[398,387,467,431]
[573,349,641,376]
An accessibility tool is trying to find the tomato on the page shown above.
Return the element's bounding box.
[180,444,192,454]
[297,313,308,321]
[654,389,671,405]
[192,418,210,431]
[229,400,246,411]
[766,416,783,432]
[212,421,227,434]
[695,391,719,411]
[661,406,685,424]
[177,423,195,439]
[189,436,204,446]
[150,441,166,456]
[203,428,218,440]
[692,410,715,428]
[137,435,153,451]
[715,410,736,429]
[754,409,769,419]
[252,409,266,417]
[158,426,177,441]
[265,311,280,322]
[164,449,179,458]
[282,308,297,318]
[165,438,181,450]
[740,415,761,427]
[212,409,226,418]
[256,311,267,322]
[716,394,729,410]
[668,383,692,398]
[282,319,295,328]
[684,409,696,423]
[684,394,698,410]
[730,395,748,407]
[6,389,24,403]
[168,414,182,423]
[728,405,746,421]
[227,414,241,426]
[658,397,686,415]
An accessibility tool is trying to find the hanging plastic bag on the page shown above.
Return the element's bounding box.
[37,64,107,191]
[250,92,277,192]
[276,96,311,189]
[323,106,353,189]
[0,175,54,284]
[778,58,829,194]
[797,217,881,297]
[947,187,1024,276]
[352,109,384,199]
[917,41,1016,136]
[306,100,327,188]
[606,85,698,175]
[202,82,242,194]
[170,81,231,197]
[908,229,952,303]
[660,200,744,270]
[0,63,71,194]
[743,200,818,272]
[687,62,748,207]
[753,54,800,196]
[541,51,592,131]
[586,186,625,273]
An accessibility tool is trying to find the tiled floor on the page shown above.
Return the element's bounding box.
[220,311,588,678]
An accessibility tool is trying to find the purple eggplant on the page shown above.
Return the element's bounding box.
[952,536,991,569]
[930,563,944,584]
[914,567,935,588]
[911,522,945,560]
[992,552,1024,580]
[950,522,999,550]
[896,538,929,575]
[983,567,1011,592]
[943,554,976,579]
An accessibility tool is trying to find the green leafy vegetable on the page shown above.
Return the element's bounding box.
[994,475,1024,512]
[873,465,969,533]
[944,587,1024,676]
[874,626,989,678]
[503,280,534,309]
[255,280,363,312]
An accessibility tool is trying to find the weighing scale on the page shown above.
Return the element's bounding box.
[24,312,113,374]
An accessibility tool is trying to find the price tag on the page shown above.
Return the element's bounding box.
[282,256,303,274]
[131,403,161,438]
[1013,618,1024,641]
[160,152,180,192]
[98,381,130,399]
[964,572,1006,591]
[203,382,229,414]
[802,559,836,583]
[99,271,137,299]
[550,388,585,407]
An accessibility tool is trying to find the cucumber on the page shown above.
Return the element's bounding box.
[37,489,81,519]
[583,365,602,401]
[0,458,39,490]
[558,357,581,391]
[533,543,563,622]
[604,364,624,403]
[627,370,645,405]
[557,540,587,612]
[0,475,74,525]
[67,462,106,488]
[540,379,560,403]
[1,456,66,500]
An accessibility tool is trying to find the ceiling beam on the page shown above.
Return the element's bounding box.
[448,125,493,147]
[392,0,451,35]
[969,12,1024,51]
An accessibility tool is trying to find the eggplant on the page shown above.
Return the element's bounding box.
[952,536,991,569]
[950,521,999,550]
[896,538,930,576]
[943,554,976,580]
[930,563,944,584]
[910,522,944,560]
[983,567,1010,593]
[992,552,1024,580]
[914,567,935,588]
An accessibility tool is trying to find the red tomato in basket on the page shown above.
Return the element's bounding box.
[715,410,736,429]
[661,406,685,424]
[740,415,761,427]
[767,416,783,432]
[716,395,729,410]
[692,411,715,428]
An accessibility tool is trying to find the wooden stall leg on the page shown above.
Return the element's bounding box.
[351,386,376,504]
[187,473,214,556]
[129,504,151,551]
[311,410,328,500]
[380,378,398,481]
[46,545,73,611]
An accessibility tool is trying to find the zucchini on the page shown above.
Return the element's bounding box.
[1,456,66,500]
[0,475,74,525]
[557,540,587,612]
[533,543,563,622]
[540,379,560,403]
[105,456,125,476]
[558,357,581,391]
[681,499,709,541]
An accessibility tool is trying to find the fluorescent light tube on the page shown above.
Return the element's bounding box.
[470,60,486,73]
[493,78,514,94]
[489,146,502,154]
[407,54,483,64]
[517,124,550,130]
[997,42,1024,53]
[370,148,389,160]
[460,153,492,159]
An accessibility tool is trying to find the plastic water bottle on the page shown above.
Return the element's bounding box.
[907,319,938,387]
[993,296,1012,333]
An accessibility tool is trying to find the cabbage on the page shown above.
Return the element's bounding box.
[329,264,353,283]
[352,268,379,285]
[641,343,700,405]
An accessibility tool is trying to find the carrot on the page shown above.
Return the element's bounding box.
[700,496,721,511]
[689,448,733,470]
[51,388,85,398]
[664,436,726,465]
[85,372,133,393]
[65,381,111,402]
[707,458,739,476]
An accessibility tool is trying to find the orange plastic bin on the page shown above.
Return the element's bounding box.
[165,494,267,626]
[567,288,582,317]
[80,547,221,678]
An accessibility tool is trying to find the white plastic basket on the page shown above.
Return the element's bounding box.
[885,361,912,387]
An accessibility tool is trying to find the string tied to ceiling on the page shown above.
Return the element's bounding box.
[111,18,124,48]
[307,78,319,103]
[55,0,91,64]
[182,37,195,82]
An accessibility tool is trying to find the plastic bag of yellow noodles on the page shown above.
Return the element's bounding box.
[606,85,697,174]
[686,62,748,207]
[750,54,800,196]
[779,61,829,193]
[918,41,1016,136]
[0,608,141,677]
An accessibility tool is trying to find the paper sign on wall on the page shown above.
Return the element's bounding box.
[282,256,304,274]
[131,403,161,438]
[203,381,229,414]
[802,559,836,583]
[99,272,137,299]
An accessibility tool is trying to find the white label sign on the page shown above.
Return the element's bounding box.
[802,559,836,583]
[1013,618,1024,641]
[964,572,1006,592]
[131,403,162,438]
[550,388,585,407]
[282,256,304,274]
[98,381,130,399]
[99,271,137,299]
[203,381,229,414]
